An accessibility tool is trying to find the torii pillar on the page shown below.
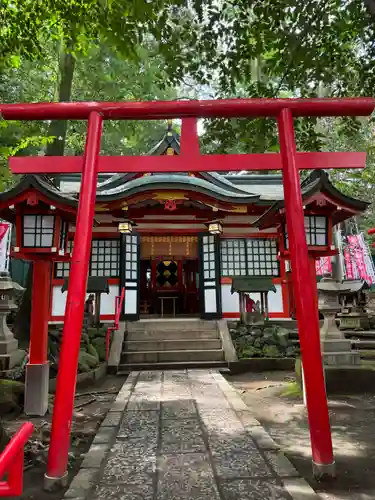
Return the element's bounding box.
[3,97,374,487]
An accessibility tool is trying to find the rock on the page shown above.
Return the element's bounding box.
[285,346,296,357]
[91,337,106,361]
[253,337,264,349]
[262,345,282,358]
[237,325,248,337]
[0,379,25,416]
[87,327,99,339]
[273,328,289,348]
[249,327,263,337]
[239,347,262,359]
[78,350,99,373]
[263,332,275,345]
[87,343,99,362]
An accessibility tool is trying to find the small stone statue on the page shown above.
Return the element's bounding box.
[84,294,95,328]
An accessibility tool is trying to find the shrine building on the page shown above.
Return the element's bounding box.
[0,122,369,323]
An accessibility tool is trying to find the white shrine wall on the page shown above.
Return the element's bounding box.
[220,283,285,319]
[50,283,119,323]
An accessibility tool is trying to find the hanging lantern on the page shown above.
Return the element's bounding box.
[118,220,134,234]
[206,220,223,235]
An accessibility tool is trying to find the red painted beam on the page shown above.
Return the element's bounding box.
[1,98,374,120]
[9,151,366,174]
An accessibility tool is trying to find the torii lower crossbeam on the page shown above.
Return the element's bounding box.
[6,97,374,490]
[10,151,366,174]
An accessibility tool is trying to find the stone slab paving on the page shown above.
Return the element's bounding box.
[64,370,320,500]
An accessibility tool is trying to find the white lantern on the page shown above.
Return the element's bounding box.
[118,220,133,234]
[207,220,223,235]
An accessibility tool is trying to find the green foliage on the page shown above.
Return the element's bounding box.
[67,44,177,156]
[0,0,186,63]
[280,382,302,398]
[0,39,178,182]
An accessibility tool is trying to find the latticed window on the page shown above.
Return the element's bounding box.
[202,234,217,280]
[246,239,279,276]
[90,239,120,277]
[284,216,327,249]
[220,239,247,276]
[123,234,138,280]
[220,238,279,277]
[23,215,54,247]
[55,240,73,278]
[55,239,120,278]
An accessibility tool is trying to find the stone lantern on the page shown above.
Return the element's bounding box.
[0,271,25,371]
[317,277,360,367]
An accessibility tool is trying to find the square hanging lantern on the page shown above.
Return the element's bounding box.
[16,207,70,256]
[206,220,223,235]
[284,215,328,249]
[118,220,134,234]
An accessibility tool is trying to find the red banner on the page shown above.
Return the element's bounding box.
[0,223,9,244]
[344,246,354,280]
[347,235,369,282]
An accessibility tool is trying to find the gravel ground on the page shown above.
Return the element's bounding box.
[226,371,375,500]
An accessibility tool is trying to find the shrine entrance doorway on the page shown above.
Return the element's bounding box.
[139,257,200,317]
[138,235,201,318]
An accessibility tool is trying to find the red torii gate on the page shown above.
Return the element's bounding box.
[2,98,374,487]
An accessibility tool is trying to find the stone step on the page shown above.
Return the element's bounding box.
[126,329,220,341]
[121,349,225,364]
[124,339,222,352]
[323,351,360,366]
[117,360,228,373]
[127,321,217,333]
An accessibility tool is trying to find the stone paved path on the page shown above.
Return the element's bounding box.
[64,370,319,500]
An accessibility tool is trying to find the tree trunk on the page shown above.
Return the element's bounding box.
[364,0,375,21]
[45,48,76,158]
[13,46,76,344]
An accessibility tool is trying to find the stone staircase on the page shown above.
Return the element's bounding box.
[117,320,227,372]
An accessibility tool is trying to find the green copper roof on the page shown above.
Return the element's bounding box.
[231,277,277,294]
[97,174,260,204]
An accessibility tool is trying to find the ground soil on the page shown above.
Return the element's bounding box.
[226,371,375,500]
[1,375,126,500]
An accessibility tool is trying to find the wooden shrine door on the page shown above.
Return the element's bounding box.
[198,233,222,319]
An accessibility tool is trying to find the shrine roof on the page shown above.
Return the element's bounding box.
[97,173,260,204]
[224,174,284,200]
[231,276,277,294]
[147,120,180,155]
[253,170,369,228]
[0,174,77,207]
[0,124,369,215]
[316,277,370,293]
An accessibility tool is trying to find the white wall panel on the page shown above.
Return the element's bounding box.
[51,284,119,317]
[204,289,217,313]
